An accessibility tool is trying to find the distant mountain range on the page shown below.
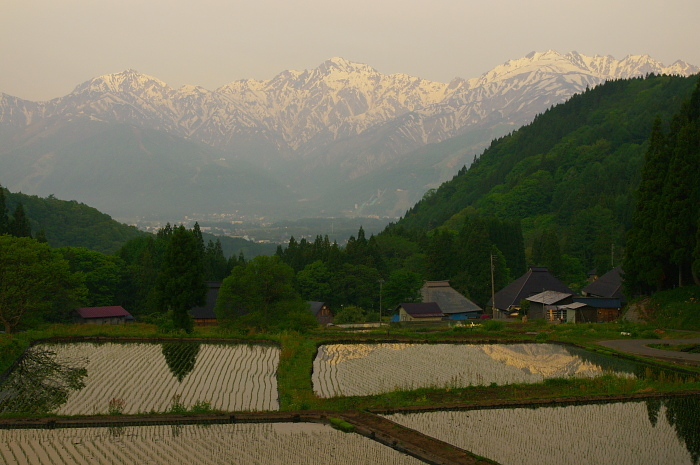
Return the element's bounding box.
[1,51,697,220]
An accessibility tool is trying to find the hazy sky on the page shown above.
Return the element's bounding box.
[2,0,698,101]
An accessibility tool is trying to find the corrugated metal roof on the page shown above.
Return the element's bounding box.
[526,290,572,305]
[558,302,588,309]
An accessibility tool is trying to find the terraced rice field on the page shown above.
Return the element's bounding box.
[385,399,699,465]
[7,343,280,414]
[0,423,425,465]
[313,343,635,397]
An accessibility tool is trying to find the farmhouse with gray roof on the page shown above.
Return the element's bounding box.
[420,281,483,320]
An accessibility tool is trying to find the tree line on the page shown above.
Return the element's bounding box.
[625,78,700,293]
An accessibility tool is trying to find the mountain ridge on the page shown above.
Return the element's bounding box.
[1,51,697,220]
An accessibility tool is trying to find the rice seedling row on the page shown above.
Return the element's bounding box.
[384,400,697,465]
[313,343,634,397]
[0,424,425,465]
[10,343,281,415]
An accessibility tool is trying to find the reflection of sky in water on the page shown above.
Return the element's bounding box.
[319,343,619,376]
[478,344,607,378]
[317,344,413,364]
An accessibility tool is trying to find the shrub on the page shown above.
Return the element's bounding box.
[108,397,125,415]
[329,417,356,432]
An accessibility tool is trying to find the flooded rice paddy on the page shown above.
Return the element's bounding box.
[0,423,425,465]
[0,342,279,415]
[385,397,700,465]
[313,343,638,397]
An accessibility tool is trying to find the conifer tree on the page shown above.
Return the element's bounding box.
[156,225,206,332]
[9,202,31,238]
[625,117,672,293]
[0,185,8,235]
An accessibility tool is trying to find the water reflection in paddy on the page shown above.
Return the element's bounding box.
[0,423,425,465]
[0,342,280,415]
[385,397,700,465]
[313,343,639,397]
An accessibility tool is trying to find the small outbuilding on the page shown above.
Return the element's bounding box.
[190,281,222,326]
[308,301,333,326]
[75,306,133,325]
[396,302,444,322]
[572,297,622,322]
[525,290,573,319]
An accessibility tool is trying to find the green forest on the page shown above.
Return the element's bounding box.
[1,73,699,333]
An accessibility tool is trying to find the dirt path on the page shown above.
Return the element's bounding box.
[597,337,700,366]
[339,410,495,465]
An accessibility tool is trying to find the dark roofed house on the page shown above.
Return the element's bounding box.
[76,306,133,325]
[308,301,333,326]
[420,281,483,320]
[487,267,574,319]
[397,302,444,322]
[582,266,626,304]
[190,281,221,326]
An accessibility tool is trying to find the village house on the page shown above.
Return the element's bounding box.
[582,266,626,304]
[488,267,574,319]
[396,302,444,322]
[420,280,483,320]
[75,306,134,325]
[190,281,221,326]
[307,301,333,326]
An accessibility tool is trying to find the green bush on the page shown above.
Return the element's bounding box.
[329,417,355,432]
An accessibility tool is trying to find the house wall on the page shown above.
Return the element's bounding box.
[597,308,620,322]
[316,306,333,325]
[529,303,546,319]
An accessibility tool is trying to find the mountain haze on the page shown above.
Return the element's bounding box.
[1,51,697,220]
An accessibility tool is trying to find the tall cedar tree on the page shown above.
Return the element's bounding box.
[0,186,8,235]
[626,78,700,292]
[156,225,206,332]
[9,202,32,238]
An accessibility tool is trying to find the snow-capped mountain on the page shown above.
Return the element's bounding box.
[0,51,697,219]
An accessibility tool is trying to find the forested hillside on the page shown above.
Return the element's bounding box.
[2,186,144,253]
[391,74,700,284]
[625,79,700,293]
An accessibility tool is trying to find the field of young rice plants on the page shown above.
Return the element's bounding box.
[35,342,279,414]
[0,423,425,465]
[384,399,699,465]
[312,343,634,397]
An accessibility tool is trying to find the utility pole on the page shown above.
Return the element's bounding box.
[378,278,385,327]
[490,254,497,319]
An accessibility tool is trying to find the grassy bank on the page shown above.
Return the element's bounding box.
[645,285,700,331]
